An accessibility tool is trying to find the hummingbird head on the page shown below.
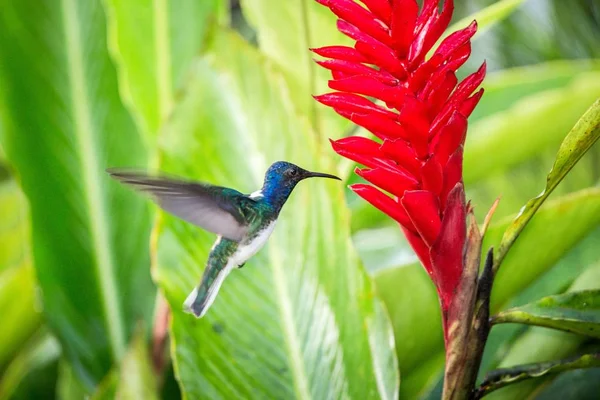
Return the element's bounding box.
[260,161,340,208]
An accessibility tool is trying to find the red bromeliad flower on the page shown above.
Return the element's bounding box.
[313,0,485,336]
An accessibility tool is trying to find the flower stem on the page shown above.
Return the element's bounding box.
[442,242,494,399]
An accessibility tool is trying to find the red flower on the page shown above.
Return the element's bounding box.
[314,0,485,335]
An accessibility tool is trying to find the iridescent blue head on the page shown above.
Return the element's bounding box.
[259,161,340,209]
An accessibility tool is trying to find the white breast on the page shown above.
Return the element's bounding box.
[233,222,276,265]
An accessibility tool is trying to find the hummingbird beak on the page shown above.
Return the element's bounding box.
[303,171,342,181]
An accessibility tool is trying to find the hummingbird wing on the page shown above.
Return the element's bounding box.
[108,170,256,242]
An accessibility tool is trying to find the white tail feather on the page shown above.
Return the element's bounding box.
[183,263,234,318]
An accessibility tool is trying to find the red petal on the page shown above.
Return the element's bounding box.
[408,4,438,66]
[390,0,418,57]
[440,146,463,208]
[433,21,477,61]
[421,156,443,196]
[319,0,393,46]
[430,62,485,136]
[409,53,444,93]
[430,111,467,166]
[329,75,408,105]
[311,45,368,62]
[355,41,408,78]
[332,70,350,80]
[337,19,387,49]
[355,166,419,197]
[402,190,441,247]
[409,0,455,68]
[430,182,466,311]
[337,110,408,141]
[415,0,439,35]
[357,0,392,25]
[330,137,395,170]
[380,139,421,176]
[314,92,398,119]
[444,41,472,72]
[459,88,484,117]
[399,95,430,157]
[424,71,458,117]
[316,59,397,84]
[451,62,487,104]
[402,225,435,277]
[350,183,412,227]
[316,59,374,75]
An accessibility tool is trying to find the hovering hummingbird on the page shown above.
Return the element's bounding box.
[108,161,340,318]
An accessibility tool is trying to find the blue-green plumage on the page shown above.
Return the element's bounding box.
[108,161,340,318]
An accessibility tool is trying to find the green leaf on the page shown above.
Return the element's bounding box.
[444,0,526,44]
[476,352,600,399]
[0,175,41,369]
[0,0,154,387]
[470,60,600,122]
[0,331,61,400]
[56,360,89,400]
[0,266,41,370]
[494,98,600,270]
[240,0,351,139]
[489,188,600,311]
[154,30,398,399]
[102,0,225,143]
[465,71,600,184]
[0,174,29,274]
[114,329,158,400]
[492,290,600,339]
[486,261,600,400]
[478,227,600,376]
[534,367,600,400]
[374,264,442,373]
[375,262,445,399]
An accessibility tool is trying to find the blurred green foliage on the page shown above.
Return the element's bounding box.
[0,0,599,399]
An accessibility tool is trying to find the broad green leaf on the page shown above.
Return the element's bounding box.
[494,98,600,270]
[470,60,600,122]
[489,188,600,311]
[0,173,29,274]
[240,0,351,139]
[476,352,600,398]
[154,30,398,399]
[493,290,600,338]
[464,71,600,184]
[374,264,442,372]
[478,227,600,377]
[0,0,154,387]
[91,372,118,400]
[0,332,61,400]
[56,361,89,400]
[535,367,600,400]
[443,0,526,46]
[0,174,41,369]
[114,329,158,400]
[102,0,225,143]
[0,266,40,370]
[486,262,600,400]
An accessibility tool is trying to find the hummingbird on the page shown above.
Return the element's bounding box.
[108,161,340,318]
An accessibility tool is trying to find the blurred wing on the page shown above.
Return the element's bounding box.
[108,170,254,241]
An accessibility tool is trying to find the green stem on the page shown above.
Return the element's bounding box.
[474,352,600,399]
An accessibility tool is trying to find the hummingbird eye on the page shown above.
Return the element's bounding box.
[286,168,298,177]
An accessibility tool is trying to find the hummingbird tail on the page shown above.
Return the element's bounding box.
[183,263,234,318]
